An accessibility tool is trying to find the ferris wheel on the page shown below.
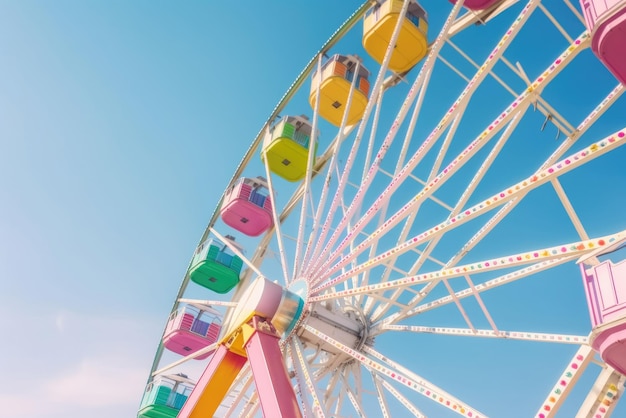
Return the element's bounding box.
[139,0,626,417]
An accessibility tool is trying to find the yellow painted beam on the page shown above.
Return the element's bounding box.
[178,345,247,418]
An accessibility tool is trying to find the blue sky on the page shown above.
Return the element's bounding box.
[0,2,362,417]
[1,1,625,417]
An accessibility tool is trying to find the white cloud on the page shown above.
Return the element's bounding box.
[0,309,162,418]
[0,354,146,418]
[44,356,147,407]
[0,394,48,418]
[54,311,67,333]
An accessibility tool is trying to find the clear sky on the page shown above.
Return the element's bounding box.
[0,2,365,417]
[1,1,625,418]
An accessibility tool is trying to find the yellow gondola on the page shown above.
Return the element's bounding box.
[309,54,370,127]
[363,0,428,73]
[261,115,317,182]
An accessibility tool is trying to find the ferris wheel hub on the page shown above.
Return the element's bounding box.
[222,276,309,341]
[295,301,373,357]
[274,279,308,337]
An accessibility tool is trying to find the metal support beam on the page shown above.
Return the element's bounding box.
[245,318,303,418]
[180,316,302,418]
[534,345,594,417]
[576,367,625,418]
[179,345,247,418]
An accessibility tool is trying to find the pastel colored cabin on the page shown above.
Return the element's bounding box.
[221,176,273,236]
[261,115,317,182]
[308,54,370,127]
[579,240,626,374]
[162,304,222,360]
[362,0,428,73]
[580,0,626,85]
[138,374,194,418]
[188,237,243,294]
[450,0,502,11]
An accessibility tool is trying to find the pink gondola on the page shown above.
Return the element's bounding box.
[579,238,626,374]
[220,177,273,237]
[580,0,626,84]
[162,304,222,360]
[451,0,502,11]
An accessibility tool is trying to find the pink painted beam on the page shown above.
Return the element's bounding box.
[245,318,302,418]
[178,344,247,418]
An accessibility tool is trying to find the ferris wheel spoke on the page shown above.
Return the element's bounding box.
[382,325,589,345]
[359,209,407,314]
[300,124,361,278]
[353,37,440,264]
[351,361,365,406]
[371,372,392,418]
[428,111,466,183]
[305,0,416,278]
[177,298,237,308]
[305,114,368,281]
[291,378,310,418]
[222,367,254,418]
[533,345,594,417]
[369,67,624,323]
[313,124,626,295]
[341,371,367,418]
[441,277,478,332]
[310,0,541,282]
[553,179,592,243]
[412,84,626,289]
[313,109,521,291]
[318,27,594,286]
[287,344,313,418]
[332,386,344,417]
[362,345,487,417]
[381,257,577,329]
[309,0,467,280]
[366,107,520,319]
[303,324,488,417]
[314,357,344,388]
[294,54,325,280]
[261,148,292,285]
[541,83,623,173]
[374,373,426,418]
[359,87,384,187]
[345,92,387,270]
[291,338,328,418]
[366,286,413,322]
[465,273,501,332]
[359,213,442,305]
[539,2,576,43]
[246,120,353,287]
[576,367,625,417]
[151,342,218,376]
[322,367,344,413]
[371,261,500,330]
[238,393,260,418]
[311,232,623,304]
[371,268,482,326]
[385,158,585,325]
[360,66,450,312]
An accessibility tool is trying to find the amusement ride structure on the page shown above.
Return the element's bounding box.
[139,0,626,416]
